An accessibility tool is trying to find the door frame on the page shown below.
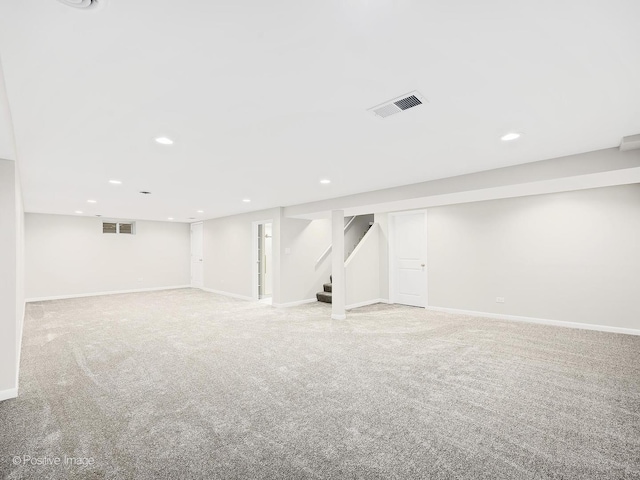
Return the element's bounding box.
[190,221,204,288]
[251,219,273,301]
[388,210,428,307]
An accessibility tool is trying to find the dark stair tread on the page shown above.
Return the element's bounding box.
[316,291,332,303]
[323,283,332,293]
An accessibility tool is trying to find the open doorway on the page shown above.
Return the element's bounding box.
[253,220,273,303]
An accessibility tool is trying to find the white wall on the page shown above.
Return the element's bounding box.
[25,214,190,300]
[14,162,24,387]
[0,159,23,401]
[285,148,640,218]
[279,217,332,305]
[202,208,338,306]
[202,208,281,301]
[375,212,390,301]
[427,184,640,329]
[346,223,380,308]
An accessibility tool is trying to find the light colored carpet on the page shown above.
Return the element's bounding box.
[1,288,639,479]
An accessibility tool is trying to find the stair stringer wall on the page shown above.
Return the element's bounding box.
[345,223,381,309]
[278,217,333,305]
[344,214,374,261]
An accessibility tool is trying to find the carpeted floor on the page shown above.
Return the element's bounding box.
[1,288,639,479]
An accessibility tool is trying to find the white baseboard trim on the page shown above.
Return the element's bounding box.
[0,388,18,402]
[273,298,317,308]
[426,306,640,336]
[346,298,388,310]
[331,314,347,320]
[199,287,253,302]
[26,285,192,303]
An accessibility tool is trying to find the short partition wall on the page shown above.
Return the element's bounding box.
[345,223,382,309]
[0,159,24,401]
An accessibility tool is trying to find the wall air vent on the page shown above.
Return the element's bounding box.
[56,0,105,9]
[103,221,136,235]
[369,91,426,119]
[103,222,117,234]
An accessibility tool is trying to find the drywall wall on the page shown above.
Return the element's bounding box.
[285,148,640,218]
[202,208,281,300]
[279,217,332,305]
[0,159,23,401]
[25,214,190,299]
[427,184,640,329]
[202,209,372,306]
[14,162,24,390]
[375,213,390,301]
[0,60,22,401]
[346,224,380,308]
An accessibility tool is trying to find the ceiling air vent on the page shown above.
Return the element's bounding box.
[369,91,426,118]
[56,0,104,9]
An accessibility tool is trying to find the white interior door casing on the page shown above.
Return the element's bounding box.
[191,222,204,288]
[391,212,428,307]
[252,219,273,301]
[263,223,273,297]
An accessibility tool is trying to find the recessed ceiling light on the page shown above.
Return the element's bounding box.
[197,210,204,213]
[501,132,521,142]
[155,136,174,145]
[109,180,122,185]
[87,199,97,203]
[242,198,251,203]
[168,217,174,220]
[75,210,83,214]
[320,179,331,184]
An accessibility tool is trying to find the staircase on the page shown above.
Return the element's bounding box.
[315,216,374,305]
[316,275,332,304]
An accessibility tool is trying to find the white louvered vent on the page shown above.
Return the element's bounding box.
[369,91,426,118]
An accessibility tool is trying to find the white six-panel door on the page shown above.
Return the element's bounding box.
[391,212,427,307]
[190,222,204,288]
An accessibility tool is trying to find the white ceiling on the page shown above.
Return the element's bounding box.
[0,0,639,222]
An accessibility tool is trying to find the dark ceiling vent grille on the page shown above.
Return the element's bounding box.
[369,91,426,119]
[394,95,422,110]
